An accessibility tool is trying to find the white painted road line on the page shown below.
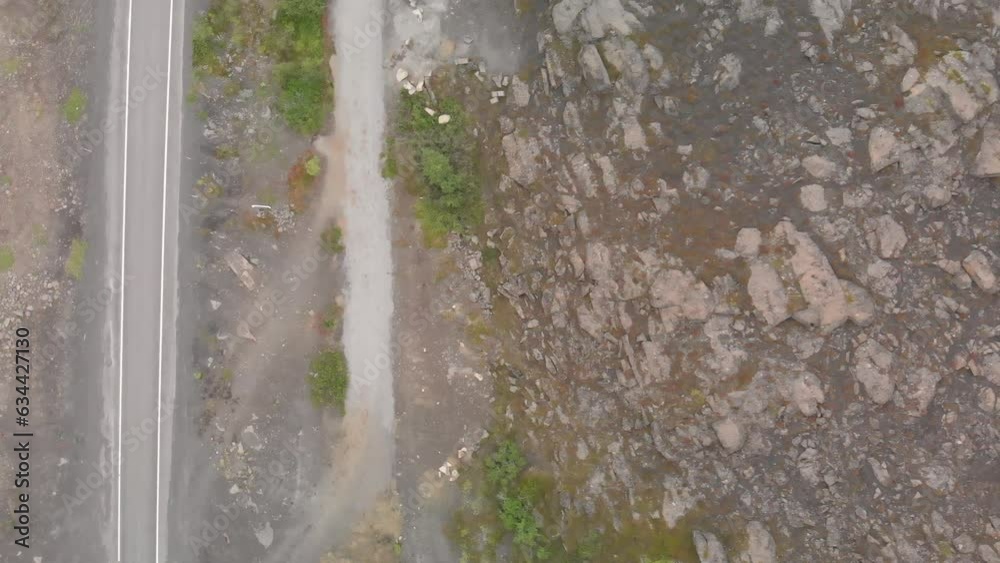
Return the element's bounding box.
[154,0,176,559]
[116,0,134,557]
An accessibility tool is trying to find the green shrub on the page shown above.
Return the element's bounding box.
[320,224,344,254]
[393,91,482,241]
[275,61,331,135]
[267,0,333,134]
[65,239,87,280]
[63,87,87,123]
[486,439,527,488]
[0,246,14,272]
[191,15,222,73]
[308,349,348,409]
[305,154,322,176]
[498,492,544,553]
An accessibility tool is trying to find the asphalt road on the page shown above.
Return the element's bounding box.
[115,0,183,560]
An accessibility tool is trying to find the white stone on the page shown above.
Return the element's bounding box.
[713,418,744,452]
[962,250,997,293]
[901,67,921,92]
[869,127,899,172]
[864,214,908,259]
[735,227,762,258]
[799,184,827,212]
[747,521,777,563]
[694,530,730,563]
[972,123,1000,178]
[748,260,790,327]
[853,339,895,405]
[802,155,837,179]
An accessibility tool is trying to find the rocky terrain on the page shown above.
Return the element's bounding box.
[400,0,1000,560]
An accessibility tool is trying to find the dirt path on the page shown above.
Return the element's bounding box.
[256,0,397,559]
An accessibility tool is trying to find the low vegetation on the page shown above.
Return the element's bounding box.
[0,246,14,272]
[192,0,332,134]
[392,90,483,245]
[266,0,333,134]
[321,302,343,331]
[65,239,87,280]
[320,223,344,254]
[452,437,553,561]
[308,349,348,410]
[63,87,87,124]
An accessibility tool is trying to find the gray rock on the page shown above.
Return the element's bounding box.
[923,49,999,123]
[903,367,940,417]
[747,521,777,563]
[502,133,542,187]
[779,221,849,333]
[979,544,1000,563]
[713,418,744,452]
[782,370,825,417]
[853,339,895,405]
[922,184,952,208]
[839,280,875,326]
[748,260,790,327]
[552,0,588,35]
[650,269,713,321]
[802,155,837,179]
[973,123,1000,177]
[920,464,954,492]
[715,53,742,93]
[962,250,997,294]
[800,184,827,212]
[510,75,531,108]
[976,352,1000,386]
[662,476,700,529]
[864,215,908,259]
[694,530,729,563]
[953,534,976,554]
[869,127,899,172]
[810,0,852,45]
[579,0,639,40]
[601,36,648,94]
[736,228,762,258]
[579,44,612,92]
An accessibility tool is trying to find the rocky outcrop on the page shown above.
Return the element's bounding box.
[578,44,611,92]
[747,521,778,563]
[745,221,875,333]
[748,261,790,327]
[501,132,542,186]
[694,530,729,563]
[972,123,1000,178]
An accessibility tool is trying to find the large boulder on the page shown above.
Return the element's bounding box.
[972,123,1000,178]
[747,521,778,563]
[649,269,714,321]
[501,132,542,187]
[779,221,849,333]
[579,0,639,40]
[578,44,612,92]
[745,221,873,333]
[694,530,729,563]
[748,261,790,327]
